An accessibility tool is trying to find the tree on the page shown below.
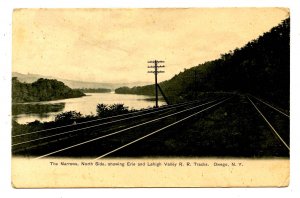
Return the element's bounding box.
[12,78,85,102]
[96,103,129,117]
[54,111,82,122]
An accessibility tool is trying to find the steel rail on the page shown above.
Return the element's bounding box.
[94,97,231,159]
[34,98,226,159]
[249,94,289,118]
[247,96,290,151]
[13,100,199,138]
[13,100,215,146]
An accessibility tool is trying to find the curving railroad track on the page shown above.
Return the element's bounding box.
[12,93,289,159]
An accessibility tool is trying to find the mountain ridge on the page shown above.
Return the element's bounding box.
[12,72,152,90]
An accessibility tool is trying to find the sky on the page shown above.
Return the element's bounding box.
[12,8,289,84]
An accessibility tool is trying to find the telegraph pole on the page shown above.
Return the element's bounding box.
[148,60,165,108]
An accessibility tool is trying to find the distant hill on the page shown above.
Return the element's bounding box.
[116,18,290,109]
[12,77,86,103]
[74,88,111,93]
[115,86,157,96]
[12,72,151,90]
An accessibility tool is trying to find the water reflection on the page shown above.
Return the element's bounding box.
[13,93,166,124]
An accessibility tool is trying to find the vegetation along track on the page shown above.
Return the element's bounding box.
[12,96,224,157]
[13,94,289,158]
[89,94,289,158]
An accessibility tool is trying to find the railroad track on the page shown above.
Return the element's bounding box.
[12,97,231,158]
[247,95,290,151]
[109,94,289,158]
[13,100,204,153]
[13,93,289,158]
[12,99,201,146]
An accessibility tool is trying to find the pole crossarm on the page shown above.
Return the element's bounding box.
[147,71,164,74]
[148,60,164,63]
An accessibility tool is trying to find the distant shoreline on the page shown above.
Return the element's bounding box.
[12,94,86,105]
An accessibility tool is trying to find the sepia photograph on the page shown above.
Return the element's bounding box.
[11,8,290,187]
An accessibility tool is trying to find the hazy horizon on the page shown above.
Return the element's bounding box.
[13,8,289,84]
[12,71,153,85]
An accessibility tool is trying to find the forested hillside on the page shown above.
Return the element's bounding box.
[116,18,290,109]
[12,78,85,103]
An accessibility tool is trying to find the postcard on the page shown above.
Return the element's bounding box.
[11,8,290,187]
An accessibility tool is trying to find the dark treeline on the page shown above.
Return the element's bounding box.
[115,18,290,109]
[12,78,86,103]
[74,88,111,93]
[12,103,65,115]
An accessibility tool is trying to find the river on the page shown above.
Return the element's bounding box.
[13,93,166,124]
